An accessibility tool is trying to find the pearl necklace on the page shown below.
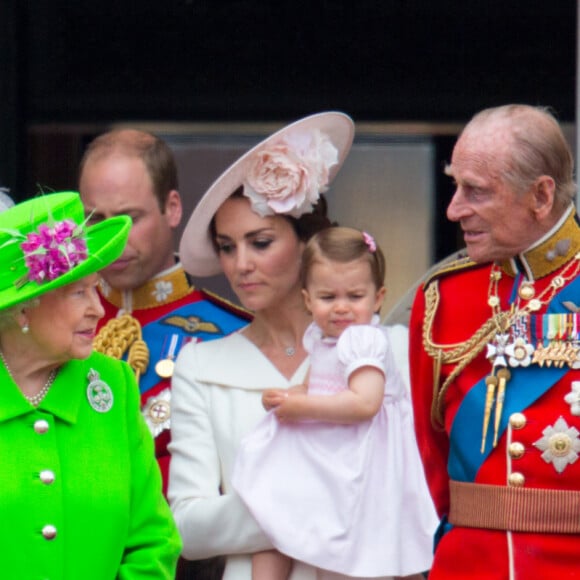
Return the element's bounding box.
[0,349,57,406]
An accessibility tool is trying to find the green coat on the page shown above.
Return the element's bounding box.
[0,351,181,579]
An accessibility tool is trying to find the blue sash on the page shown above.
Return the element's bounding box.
[448,275,580,482]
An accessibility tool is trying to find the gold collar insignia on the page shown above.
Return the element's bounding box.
[99,265,193,311]
[499,206,580,280]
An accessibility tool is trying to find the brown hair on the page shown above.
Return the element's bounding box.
[300,226,386,290]
[209,187,335,251]
[79,129,178,211]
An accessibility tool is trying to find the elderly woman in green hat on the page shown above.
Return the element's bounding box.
[0,192,181,578]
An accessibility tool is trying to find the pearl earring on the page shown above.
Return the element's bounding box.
[22,323,29,334]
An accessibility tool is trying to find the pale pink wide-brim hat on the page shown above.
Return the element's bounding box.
[179,111,355,276]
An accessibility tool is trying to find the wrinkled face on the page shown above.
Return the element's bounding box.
[214,196,305,312]
[445,125,543,263]
[302,257,385,338]
[79,154,181,290]
[26,274,105,363]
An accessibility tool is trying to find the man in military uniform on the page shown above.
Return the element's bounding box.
[410,105,580,579]
[79,129,250,579]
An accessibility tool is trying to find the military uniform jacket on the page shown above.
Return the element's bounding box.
[410,206,580,579]
[0,351,181,579]
[95,263,250,493]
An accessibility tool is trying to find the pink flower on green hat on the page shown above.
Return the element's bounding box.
[21,219,88,283]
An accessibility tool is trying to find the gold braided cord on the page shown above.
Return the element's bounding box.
[127,339,149,380]
[422,281,507,427]
[422,282,504,363]
[93,313,150,381]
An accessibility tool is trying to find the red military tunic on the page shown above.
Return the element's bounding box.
[94,263,251,495]
[410,207,580,579]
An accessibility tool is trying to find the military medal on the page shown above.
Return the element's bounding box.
[155,358,175,378]
[155,334,180,378]
[518,281,535,301]
[505,337,534,367]
[87,368,114,413]
[505,315,534,367]
[143,388,171,437]
[486,333,510,368]
[530,313,580,368]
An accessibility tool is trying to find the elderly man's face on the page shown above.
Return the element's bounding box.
[445,125,544,264]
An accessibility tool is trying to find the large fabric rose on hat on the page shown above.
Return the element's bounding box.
[243,129,339,217]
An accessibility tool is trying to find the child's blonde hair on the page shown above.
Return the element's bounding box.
[300,226,386,290]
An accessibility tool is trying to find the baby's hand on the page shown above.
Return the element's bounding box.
[273,396,302,422]
[262,389,288,411]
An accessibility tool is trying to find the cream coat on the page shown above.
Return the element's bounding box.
[169,331,401,580]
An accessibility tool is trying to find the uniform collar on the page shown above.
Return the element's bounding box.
[498,204,580,280]
[98,262,193,311]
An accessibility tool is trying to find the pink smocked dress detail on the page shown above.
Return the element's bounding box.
[232,319,437,577]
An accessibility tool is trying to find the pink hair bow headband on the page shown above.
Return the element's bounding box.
[362,231,376,253]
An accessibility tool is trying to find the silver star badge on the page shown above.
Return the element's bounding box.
[533,416,580,473]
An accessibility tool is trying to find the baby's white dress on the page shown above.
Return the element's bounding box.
[232,319,437,578]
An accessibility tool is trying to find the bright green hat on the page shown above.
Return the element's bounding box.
[0,191,130,312]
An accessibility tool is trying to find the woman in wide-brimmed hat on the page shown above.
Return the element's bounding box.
[168,112,400,580]
[0,192,181,578]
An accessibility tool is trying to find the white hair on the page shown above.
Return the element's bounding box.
[0,188,14,213]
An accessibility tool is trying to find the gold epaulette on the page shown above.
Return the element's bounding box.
[201,288,253,321]
[422,253,479,290]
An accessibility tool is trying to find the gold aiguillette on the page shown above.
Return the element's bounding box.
[481,374,498,453]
